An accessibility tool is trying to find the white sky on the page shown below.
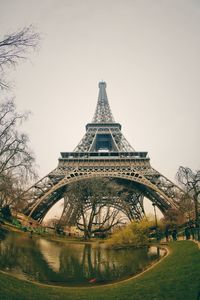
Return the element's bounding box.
[1,0,200,219]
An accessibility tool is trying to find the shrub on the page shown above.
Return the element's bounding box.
[107,219,153,248]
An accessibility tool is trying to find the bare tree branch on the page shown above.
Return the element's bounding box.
[0,25,40,89]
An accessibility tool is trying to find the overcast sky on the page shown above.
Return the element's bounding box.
[1,0,200,219]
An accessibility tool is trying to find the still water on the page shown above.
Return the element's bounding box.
[0,231,166,286]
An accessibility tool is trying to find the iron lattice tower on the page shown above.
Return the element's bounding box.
[23,82,184,223]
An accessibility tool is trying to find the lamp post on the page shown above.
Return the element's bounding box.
[152,202,159,240]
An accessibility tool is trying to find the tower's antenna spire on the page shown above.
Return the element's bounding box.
[92,81,115,123]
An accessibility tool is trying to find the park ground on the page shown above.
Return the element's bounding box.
[0,238,199,300]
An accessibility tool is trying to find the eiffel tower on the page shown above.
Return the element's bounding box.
[24,81,184,223]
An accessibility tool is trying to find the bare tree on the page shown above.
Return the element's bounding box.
[0,99,36,176]
[0,171,34,210]
[161,208,186,226]
[0,25,40,89]
[64,178,126,239]
[0,99,37,209]
[178,193,194,222]
[176,166,200,226]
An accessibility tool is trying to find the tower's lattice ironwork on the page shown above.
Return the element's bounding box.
[23,82,184,223]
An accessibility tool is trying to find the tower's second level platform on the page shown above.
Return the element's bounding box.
[60,151,148,160]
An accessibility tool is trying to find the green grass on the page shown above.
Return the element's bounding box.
[0,241,199,300]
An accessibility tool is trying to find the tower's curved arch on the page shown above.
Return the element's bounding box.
[25,170,180,223]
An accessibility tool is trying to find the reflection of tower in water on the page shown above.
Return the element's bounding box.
[37,238,61,272]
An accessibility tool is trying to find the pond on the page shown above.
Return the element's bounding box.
[0,231,166,286]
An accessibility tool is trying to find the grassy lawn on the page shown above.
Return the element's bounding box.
[0,240,199,300]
